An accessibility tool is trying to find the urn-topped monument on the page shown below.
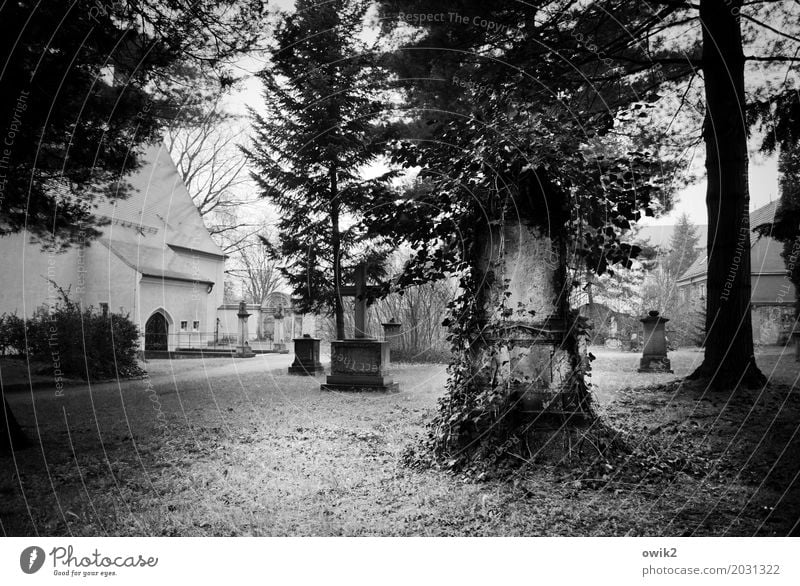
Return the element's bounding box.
[236,300,255,358]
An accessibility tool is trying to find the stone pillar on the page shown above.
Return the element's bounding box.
[237,301,254,358]
[273,305,286,352]
[289,335,325,375]
[382,318,402,357]
[638,310,673,373]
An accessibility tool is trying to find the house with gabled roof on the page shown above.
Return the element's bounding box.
[676,201,795,345]
[0,144,226,352]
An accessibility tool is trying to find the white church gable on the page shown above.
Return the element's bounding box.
[0,144,226,352]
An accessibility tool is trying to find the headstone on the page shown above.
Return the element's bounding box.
[792,320,800,362]
[638,310,673,373]
[629,331,639,352]
[236,301,255,358]
[322,262,398,392]
[288,334,325,375]
[382,318,402,356]
[273,305,286,352]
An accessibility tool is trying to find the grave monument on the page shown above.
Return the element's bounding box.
[272,305,286,352]
[321,263,399,392]
[638,310,673,373]
[288,334,325,375]
[236,300,255,358]
[382,318,402,357]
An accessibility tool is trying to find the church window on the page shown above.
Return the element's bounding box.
[180,320,188,331]
[192,320,200,331]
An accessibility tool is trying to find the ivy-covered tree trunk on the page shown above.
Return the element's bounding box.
[689,0,765,388]
[1,396,27,454]
[432,194,591,466]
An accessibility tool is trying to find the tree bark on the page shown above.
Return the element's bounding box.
[1,396,27,454]
[330,166,346,340]
[689,0,765,388]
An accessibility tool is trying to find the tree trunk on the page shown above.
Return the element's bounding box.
[689,0,765,388]
[1,396,27,454]
[330,166,345,340]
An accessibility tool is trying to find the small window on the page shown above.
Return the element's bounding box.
[99,302,109,317]
[192,320,200,332]
[180,321,188,331]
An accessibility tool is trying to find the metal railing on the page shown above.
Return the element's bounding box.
[143,331,289,351]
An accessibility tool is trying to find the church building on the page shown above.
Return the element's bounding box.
[0,144,226,353]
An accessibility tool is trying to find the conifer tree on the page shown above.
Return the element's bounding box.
[245,0,394,340]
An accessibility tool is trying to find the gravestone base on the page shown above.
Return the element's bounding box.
[236,344,255,358]
[321,339,399,393]
[288,337,325,375]
[289,362,325,375]
[638,355,673,373]
[321,375,399,393]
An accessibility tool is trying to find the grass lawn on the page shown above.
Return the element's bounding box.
[1,348,798,536]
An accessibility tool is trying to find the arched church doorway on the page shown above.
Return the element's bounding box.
[144,312,169,351]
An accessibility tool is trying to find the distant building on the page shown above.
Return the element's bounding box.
[676,201,795,345]
[0,144,226,352]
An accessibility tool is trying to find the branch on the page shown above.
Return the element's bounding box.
[741,13,800,44]
[614,55,702,67]
[650,0,700,8]
[745,55,800,62]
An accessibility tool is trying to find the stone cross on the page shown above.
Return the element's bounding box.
[338,262,381,339]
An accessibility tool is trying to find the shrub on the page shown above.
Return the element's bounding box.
[391,347,451,363]
[0,313,28,356]
[0,288,143,381]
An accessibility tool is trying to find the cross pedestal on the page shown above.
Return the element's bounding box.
[321,263,398,392]
[322,339,398,392]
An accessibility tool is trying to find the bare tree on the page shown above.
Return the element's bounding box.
[226,233,283,306]
[165,97,256,247]
[369,279,454,358]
